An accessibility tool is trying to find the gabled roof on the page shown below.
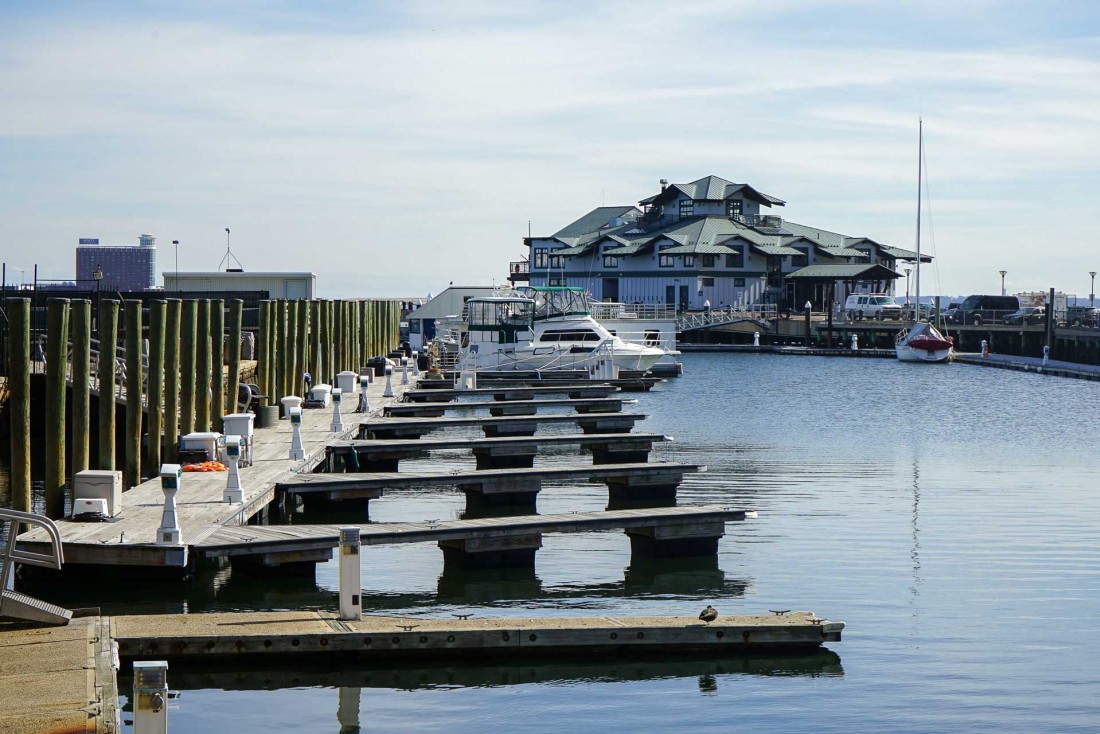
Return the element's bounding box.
[785,263,901,280]
[659,243,740,255]
[551,206,640,244]
[881,245,933,263]
[638,175,785,207]
[750,243,803,257]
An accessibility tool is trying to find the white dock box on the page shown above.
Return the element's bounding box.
[311,384,332,406]
[221,413,255,441]
[73,469,123,517]
[336,371,358,394]
[180,432,222,461]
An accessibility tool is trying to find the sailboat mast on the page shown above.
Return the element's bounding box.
[914,118,922,320]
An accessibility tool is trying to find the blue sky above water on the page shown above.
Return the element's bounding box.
[2,1,1099,297]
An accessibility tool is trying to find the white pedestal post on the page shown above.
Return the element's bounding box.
[383,365,394,397]
[339,527,362,620]
[331,388,345,432]
[156,465,182,546]
[288,407,306,461]
[223,435,244,503]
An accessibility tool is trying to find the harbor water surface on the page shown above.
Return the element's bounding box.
[6,352,1100,732]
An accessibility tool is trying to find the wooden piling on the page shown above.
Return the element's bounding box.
[165,299,181,462]
[211,299,225,423]
[256,300,271,406]
[227,299,243,415]
[310,299,322,386]
[97,300,119,470]
[319,300,331,384]
[179,300,197,437]
[282,300,295,399]
[147,300,166,473]
[195,299,211,432]
[8,299,32,513]
[287,300,300,396]
[71,299,92,477]
[124,300,143,489]
[297,298,309,394]
[45,299,70,519]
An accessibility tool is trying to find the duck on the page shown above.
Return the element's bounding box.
[699,605,718,624]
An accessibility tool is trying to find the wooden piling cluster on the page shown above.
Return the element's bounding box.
[255,298,403,405]
[5,295,403,518]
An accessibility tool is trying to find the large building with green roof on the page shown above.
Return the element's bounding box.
[519,175,928,312]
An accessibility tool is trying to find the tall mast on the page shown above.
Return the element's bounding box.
[914,119,922,321]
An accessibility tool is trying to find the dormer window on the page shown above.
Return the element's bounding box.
[679,199,694,218]
[726,200,742,218]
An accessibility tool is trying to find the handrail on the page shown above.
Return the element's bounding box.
[1,508,65,571]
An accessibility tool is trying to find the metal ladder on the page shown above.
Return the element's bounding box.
[0,508,73,625]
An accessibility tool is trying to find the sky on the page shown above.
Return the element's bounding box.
[1,0,1099,299]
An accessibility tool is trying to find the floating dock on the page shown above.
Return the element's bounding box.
[112,610,843,662]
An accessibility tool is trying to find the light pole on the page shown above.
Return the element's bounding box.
[1091,271,1096,307]
[93,264,103,332]
[999,270,1007,297]
[904,267,912,306]
[172,240,179,291]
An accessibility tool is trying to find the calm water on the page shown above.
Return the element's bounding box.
[10,353,1100,732]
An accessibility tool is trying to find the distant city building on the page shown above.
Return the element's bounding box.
[75,235,157,292]
[164,271,317,299]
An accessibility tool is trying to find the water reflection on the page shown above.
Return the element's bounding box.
[144,650,843,694]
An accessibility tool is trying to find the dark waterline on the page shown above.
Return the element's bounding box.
[5,353,1100,732]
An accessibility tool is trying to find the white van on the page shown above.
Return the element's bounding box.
[844,293,902,321]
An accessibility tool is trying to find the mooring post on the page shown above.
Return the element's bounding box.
[321,299,332,383]
[256,300,270,406]
[164,299,182,462]
[45,298,70,519]
[124,300,144,489]
[71,299,92,477]
[8,299,32,514]
[210,299,225,423]
[281,300,294,402]
[147,300,167,474]
[195,299,211,432]
[178,300,197,436]
[98,299,120,470]
[227,299,243,413]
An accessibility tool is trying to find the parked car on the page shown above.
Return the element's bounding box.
[1004,306,1046,326]
[844,293,903,321]
[902,303,935,320]
[945,295,1020,325]
[1065,306,1100,327]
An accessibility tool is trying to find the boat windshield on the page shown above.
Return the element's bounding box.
[516,287,592,321]
[465,298,534,329]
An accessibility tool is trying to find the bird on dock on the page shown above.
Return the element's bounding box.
[699,605,718,624]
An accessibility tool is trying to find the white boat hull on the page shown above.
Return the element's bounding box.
[895,343,952,362]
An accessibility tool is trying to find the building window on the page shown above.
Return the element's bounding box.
[701,254,716,267]
[679,199,694,218]
[725,252,744,268]
[684,255,695,267]
[659,246,674,267]
[726,200,742,218]
[548,255,563,269]
[603,255,618,268]
[734,277,745,287]
[548,276,563,286]
[791,247,808,268]
[534,248,547,268]
[701,277,715,287]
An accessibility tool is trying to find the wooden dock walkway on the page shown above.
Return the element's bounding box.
[325,432,668,471]
[111,609,842,662]
[358,411,646,438]
[0,616,119,734]
[15,376,407,569]
[403,384,620,402]
[384,395,629,416]
[954,352,1100,381]
[280,462,705,511]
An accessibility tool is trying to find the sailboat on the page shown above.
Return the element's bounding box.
[896,120,953,363]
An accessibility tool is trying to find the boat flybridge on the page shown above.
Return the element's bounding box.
[456,286,666,375]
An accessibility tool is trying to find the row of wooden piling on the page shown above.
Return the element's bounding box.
[5,296,402,520]
[255,299,402,407]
